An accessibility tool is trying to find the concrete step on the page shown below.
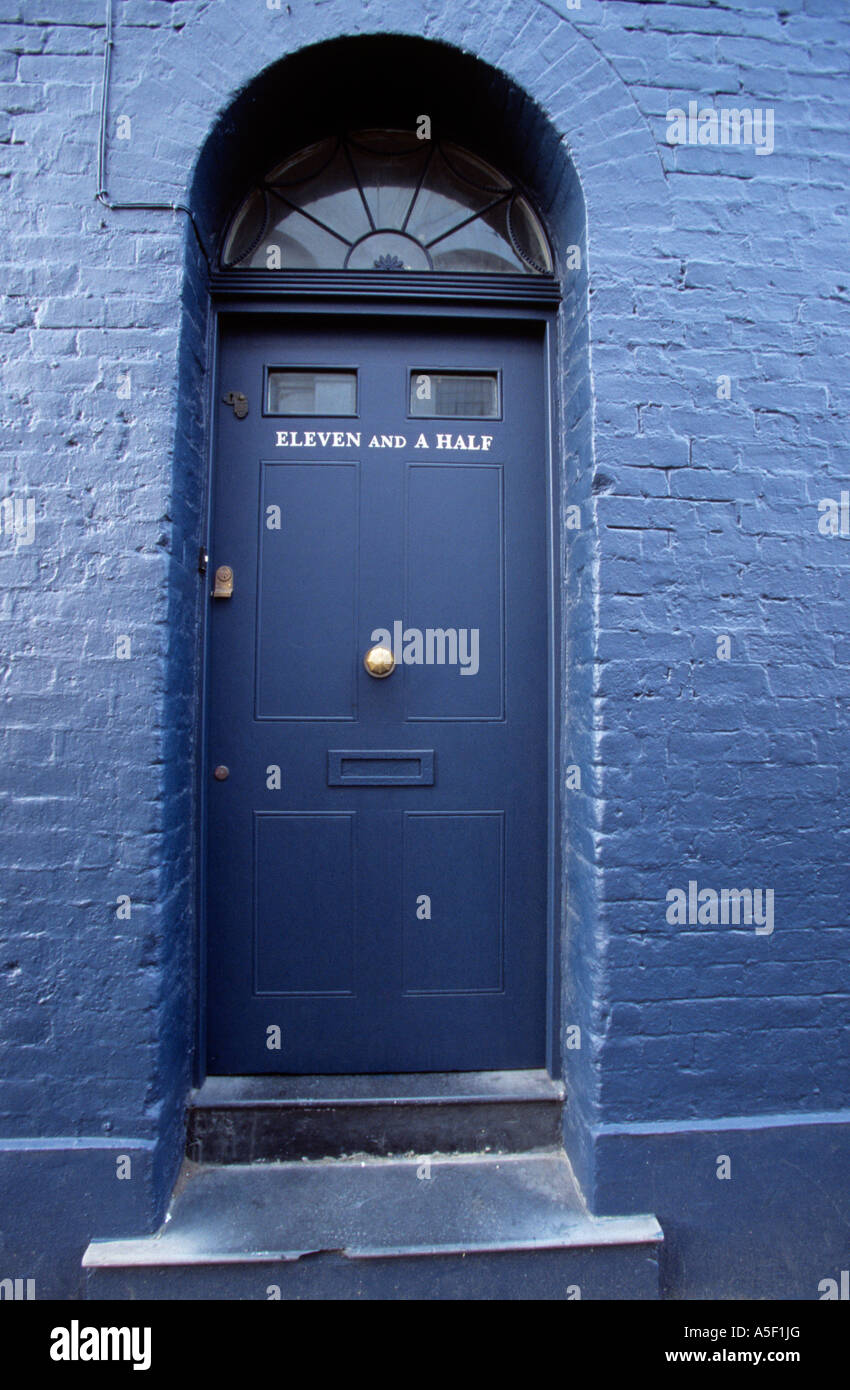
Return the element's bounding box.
[83,1151,662,1300]
[186,1070,565,1162]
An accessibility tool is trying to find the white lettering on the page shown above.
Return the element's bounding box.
[49,1322,152,1371]
[275,430,361,449]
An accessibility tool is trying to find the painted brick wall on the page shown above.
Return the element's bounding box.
[0,0,848,1295]
[0,5,191,1152]
[582,0,850,1129]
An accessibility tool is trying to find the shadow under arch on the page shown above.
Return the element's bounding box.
[168,31,597,1204]
[187,34,586,278]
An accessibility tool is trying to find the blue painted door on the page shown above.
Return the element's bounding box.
[206,314,549,1072]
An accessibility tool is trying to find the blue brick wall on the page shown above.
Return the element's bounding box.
[0,0,848,1298]
[580,0,850,1135]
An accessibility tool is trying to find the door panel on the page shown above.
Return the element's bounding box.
[404,464,503,720]
[401,812,504,995]
[257,462,360,719]
[254,812,356,995]
[206,314,549,1073]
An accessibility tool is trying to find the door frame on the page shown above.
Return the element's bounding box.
[194,290,564,1084]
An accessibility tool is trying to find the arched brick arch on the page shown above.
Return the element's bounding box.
[121,0,670,271]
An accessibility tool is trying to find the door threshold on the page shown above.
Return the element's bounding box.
[192,1070,563,1105]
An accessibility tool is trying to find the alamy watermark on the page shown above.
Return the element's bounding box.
[819,1270,850,1300]
[667,102,775,156]
[50,1321,151,1371]
[666,880,775,935]
[0,1277,35,1299]
[371,622,480,675]
[817,490,850,537]
[0,495,36,548]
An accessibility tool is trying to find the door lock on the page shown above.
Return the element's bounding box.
[212,565,234,598]
[223,391,249,419]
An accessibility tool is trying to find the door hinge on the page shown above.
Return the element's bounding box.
[223,390,249,419]
[198,547,208,575]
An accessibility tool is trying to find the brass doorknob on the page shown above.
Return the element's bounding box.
[363,644,396,678]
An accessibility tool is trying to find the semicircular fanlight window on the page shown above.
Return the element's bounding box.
[221,130,553,275]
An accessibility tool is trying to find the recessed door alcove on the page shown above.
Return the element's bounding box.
[174,33,592,1099]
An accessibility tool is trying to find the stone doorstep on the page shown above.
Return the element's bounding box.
[82,1151,662,1300]
[83,1080,663,1297]
[186,1069,567,1162]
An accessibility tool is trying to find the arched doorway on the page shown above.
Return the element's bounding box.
[186,35,586,1082]
[204,128,558,1074]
